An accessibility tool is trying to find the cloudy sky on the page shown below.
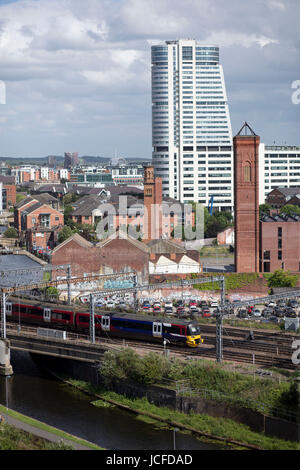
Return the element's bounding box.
[0,0,299,158]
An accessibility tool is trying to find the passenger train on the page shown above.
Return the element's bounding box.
[5,297,203,348]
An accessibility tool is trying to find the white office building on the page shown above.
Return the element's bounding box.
[259,144,300,204]
[151,39,233,211]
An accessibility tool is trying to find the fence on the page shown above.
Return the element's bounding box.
[175,380,299,423]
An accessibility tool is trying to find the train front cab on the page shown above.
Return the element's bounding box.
[186,322,203,348]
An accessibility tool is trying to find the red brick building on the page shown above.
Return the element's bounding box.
[68,166,189,241]
[14,195,63,251]
[234,123,260,273]
[266,187,300,214]
[0,175,16,208]
[51,231,150,284]
[259,214,300,272]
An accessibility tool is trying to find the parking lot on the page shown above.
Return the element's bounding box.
[80,293,300,323]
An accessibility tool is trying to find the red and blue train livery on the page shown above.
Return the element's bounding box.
[6,297,203,348]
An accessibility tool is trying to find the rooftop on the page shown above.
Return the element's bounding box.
[260,212,300,222]
[0,253,46,287]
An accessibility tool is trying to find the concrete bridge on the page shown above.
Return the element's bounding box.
[0,325,111,375]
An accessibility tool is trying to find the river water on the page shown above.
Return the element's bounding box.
[0,351,223,450]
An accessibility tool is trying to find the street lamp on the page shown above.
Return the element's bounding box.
[5,375,11,422]
[173,427,179,450]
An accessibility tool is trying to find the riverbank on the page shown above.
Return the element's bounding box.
[58,376,299,450]
[0,404,103,450]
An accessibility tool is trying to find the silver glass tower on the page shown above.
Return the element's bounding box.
[151,39,233,211]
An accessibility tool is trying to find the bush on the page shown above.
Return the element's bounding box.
[266,270,298,288]
[100,349,179,386]
[3,227,18,238]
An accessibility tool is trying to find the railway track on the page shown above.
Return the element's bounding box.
[6,321,298,370]
[203,334,292,355]
[200,323,296,343]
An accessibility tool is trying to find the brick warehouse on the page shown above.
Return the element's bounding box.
[50,231,150,285]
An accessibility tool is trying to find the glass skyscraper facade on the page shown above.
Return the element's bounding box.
[151,39,233,211]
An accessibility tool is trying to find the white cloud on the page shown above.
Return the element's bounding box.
[205,31,279,48]
[268,0,286,11]
[0,0,298,156]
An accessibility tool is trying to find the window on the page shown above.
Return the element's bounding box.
[278,251,282,260]
[278,227,282,237]
[264,261,270,273]
[263,251,270,260]
[243,163,251,183]
[40,214,50,228]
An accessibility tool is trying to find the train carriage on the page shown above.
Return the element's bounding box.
[8,297,75,330]
[7,297,203,348]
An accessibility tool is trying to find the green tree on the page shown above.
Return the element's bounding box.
[205,212,230,238]
[63,204,74,225]
[76,223,97,242]
[4,227,18,238]
[267,269,298,288]
[259,203,271,218]
[280,204,300,216]
[58,225,75,243]
[16,193,27,204]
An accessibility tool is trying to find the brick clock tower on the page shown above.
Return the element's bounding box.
[143,165,163,241]
[234,123,260,273]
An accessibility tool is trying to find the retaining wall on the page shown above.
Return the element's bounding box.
[30,353,299,443]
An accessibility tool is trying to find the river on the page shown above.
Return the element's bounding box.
[0,351,223,450]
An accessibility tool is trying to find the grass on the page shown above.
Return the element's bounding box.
[0,404,103,450]
[191,272,261,291]
[0,421,73,450]
[199,246,233,257]
[97,348,299,420]
[65,380,299,450]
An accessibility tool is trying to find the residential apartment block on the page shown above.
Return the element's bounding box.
[14,194,64,251]
[259,144,300,204]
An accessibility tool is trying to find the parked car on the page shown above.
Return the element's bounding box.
[202,308,211,317]
[164,306,174,315]
[176,306,185,316]
[252,308,261,317]
[190,306,200,315]
[164,301,173,309]
[285,309,297,318]
[288,300,299,309]
[106,301,115,309]
[210,301,219,308]
[142,300,151,309]
[237,309,248,319]
[275,309,285,318]
[262,308,273,317]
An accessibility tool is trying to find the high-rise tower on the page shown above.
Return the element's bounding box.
[234,122,260,273]
[151,39,233,211]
